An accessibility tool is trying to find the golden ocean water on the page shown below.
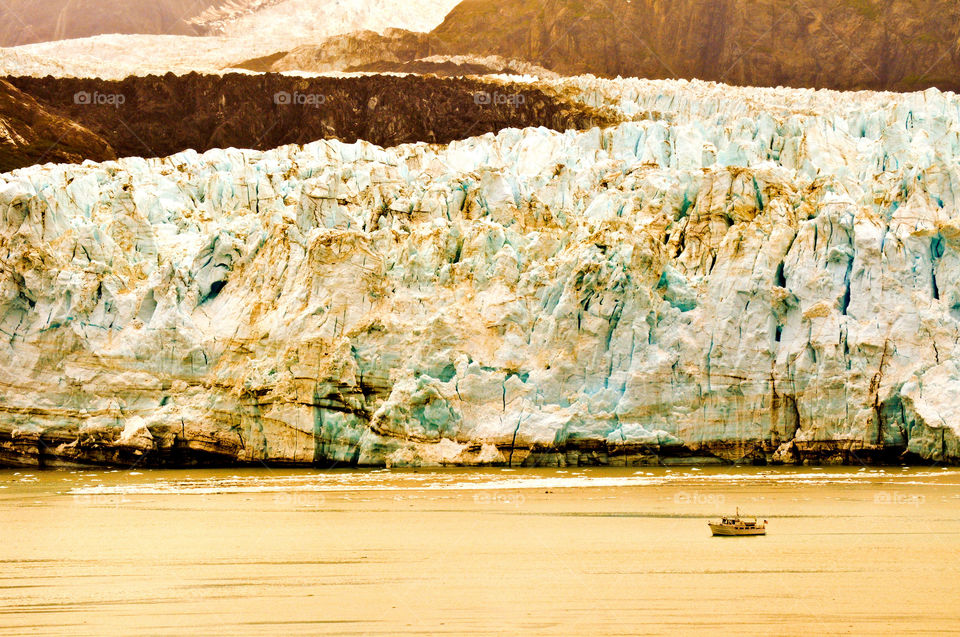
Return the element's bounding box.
[1,466,958,635]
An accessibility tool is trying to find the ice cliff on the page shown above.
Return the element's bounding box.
[2,78,960,467]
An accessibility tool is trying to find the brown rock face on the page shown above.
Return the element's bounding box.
[0,79,115,172]
[347,59,528,76]
[4,73,615,166]
[259,28,440,74]
[431,0,960,92]
[0,0,221,46]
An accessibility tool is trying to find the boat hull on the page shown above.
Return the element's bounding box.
[709,523,766,536]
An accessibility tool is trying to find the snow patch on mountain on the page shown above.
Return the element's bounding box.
[187,0,290,32]
[193,0,461,39]
[0,0,460,79]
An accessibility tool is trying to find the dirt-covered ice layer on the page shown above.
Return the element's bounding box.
[3,78,960,468]
[3,73,614,170]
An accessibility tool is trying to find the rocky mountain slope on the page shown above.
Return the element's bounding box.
[9,0,958,93]
[238,29,557,77]
[249,28,438,74]
[229,0,960,92]
[0,0,462,78]
[6,73,612,163]
[189,0,461,41]
[0,0,460,48]
[0,79,114,171]
[431,0,960,92]
[344,55,556,78]
[0,0,218,47]
[2,78,959,467]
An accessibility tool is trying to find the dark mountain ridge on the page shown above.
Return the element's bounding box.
[3,73,615,170]
[0,78,114,172]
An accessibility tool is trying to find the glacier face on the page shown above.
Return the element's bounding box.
[2,78,960,467]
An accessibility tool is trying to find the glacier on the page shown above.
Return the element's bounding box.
[0,0,463,80]
[2,78,960,467]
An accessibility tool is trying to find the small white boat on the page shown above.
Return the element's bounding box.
[709,508,767,536]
